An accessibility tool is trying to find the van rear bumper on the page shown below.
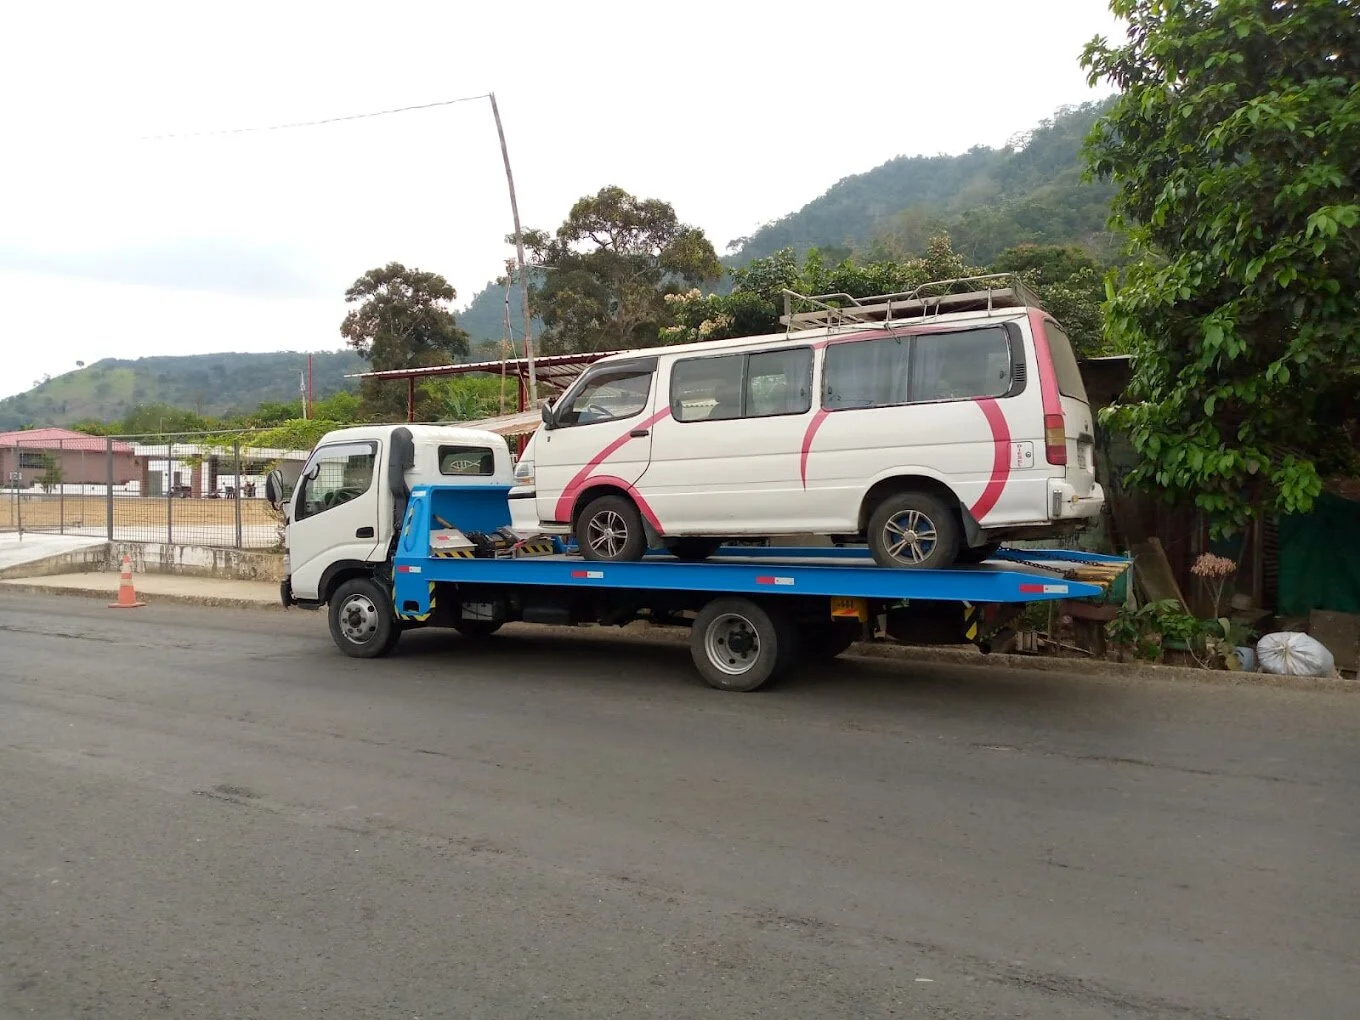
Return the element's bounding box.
[1049,480,1105,520]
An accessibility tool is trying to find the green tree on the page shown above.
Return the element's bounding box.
[341,262,470,420]
[1082,0,1360,536]
[664,234,984,344]
[520,186,723,354]
[39,453,63,494]
[991,244,1109,357]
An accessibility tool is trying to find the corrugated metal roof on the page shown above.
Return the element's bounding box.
[0,427,135,455]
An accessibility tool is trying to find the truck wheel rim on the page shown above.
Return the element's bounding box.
[586,510,629,558]
[882,509,938,564]
[339,593,380,644]
[705,613,759,676]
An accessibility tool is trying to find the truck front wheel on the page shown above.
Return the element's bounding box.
[329,577,401,658]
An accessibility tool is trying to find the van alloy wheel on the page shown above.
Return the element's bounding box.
[575,494,647,562]
[881,508,938,563]
[586,509,630,558]
[867,491,960,569]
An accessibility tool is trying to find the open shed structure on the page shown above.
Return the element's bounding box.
[349,351,620,428]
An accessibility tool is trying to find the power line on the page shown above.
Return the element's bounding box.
[137,92,491,141]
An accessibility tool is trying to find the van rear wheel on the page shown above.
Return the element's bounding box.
[868,492,960,569]
[576,494,648,562]
[667,538,723,561]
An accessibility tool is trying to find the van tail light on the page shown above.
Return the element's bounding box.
[1044,414,1068,465]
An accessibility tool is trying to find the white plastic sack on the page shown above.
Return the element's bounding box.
[1256,632,1335,677]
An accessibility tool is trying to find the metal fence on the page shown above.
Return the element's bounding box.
[0,430,311,550]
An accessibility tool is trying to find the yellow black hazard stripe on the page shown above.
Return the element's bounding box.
[515,539,556,557]
[429,548,476,559]
[962,600,983,643]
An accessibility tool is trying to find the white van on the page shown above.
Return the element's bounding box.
[509,276,1104,568]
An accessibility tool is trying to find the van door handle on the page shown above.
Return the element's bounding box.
[629,429,650,438]
[356,527,375,538]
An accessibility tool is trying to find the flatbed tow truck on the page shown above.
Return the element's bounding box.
[276,425,1128,692]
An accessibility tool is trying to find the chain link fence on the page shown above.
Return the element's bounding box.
[1,430,311,549]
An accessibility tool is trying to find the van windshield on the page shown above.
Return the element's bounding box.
[1042,322,1090,403]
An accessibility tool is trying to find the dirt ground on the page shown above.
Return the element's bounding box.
[0,494,275,532]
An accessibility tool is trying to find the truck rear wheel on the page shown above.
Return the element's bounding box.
[690,597,789,692]
[453,619,503,639]
[329,577,400,658]
[802,620,860,661]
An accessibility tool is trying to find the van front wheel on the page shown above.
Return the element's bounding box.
[868,492,960,569]
[576,494,648,562]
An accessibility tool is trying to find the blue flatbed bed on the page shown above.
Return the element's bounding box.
[379,484,1129,691]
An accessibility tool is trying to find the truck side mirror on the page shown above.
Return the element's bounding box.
[264,469,286,510]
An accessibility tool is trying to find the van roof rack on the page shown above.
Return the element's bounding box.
[779,273,1044,332]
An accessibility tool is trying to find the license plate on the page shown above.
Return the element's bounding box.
[831,597,868,621]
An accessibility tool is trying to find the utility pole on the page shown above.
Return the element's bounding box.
[488,92,538,406]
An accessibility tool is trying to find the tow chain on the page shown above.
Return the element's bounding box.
[995,550,1127,582]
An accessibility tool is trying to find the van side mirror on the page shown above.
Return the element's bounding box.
[540,404,555,429]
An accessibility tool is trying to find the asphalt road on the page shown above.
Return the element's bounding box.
[1,593,1357,1019]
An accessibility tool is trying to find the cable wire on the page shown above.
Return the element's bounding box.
[137,93,491,141]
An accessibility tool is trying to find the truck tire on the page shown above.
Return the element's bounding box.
[690,597,789,692]
[575,494,648,562]
[802,620,860,661]
[329,577,400,658]
[868,491,960,569]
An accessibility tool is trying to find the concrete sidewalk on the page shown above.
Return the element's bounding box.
[0,570,280,610]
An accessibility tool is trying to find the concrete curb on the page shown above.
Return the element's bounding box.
[0,582,285,613]
[5,583,1352,692]
[549,622,1357,693]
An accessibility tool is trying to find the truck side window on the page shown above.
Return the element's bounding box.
[294,442,377,521]
[438,445,494,476]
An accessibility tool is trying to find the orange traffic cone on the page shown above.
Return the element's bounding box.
[108,554,146,609]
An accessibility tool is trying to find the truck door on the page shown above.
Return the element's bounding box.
[287,439,383,601]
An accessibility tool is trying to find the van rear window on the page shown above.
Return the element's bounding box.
[1041,323,1090,403]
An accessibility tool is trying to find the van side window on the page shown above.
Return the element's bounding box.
[823,326,1012,409]
[670,348,812,422]
[823,337,909,409]
[438,445,494,476]
[555,368,654,427]
[671,354,743,422]
[909,325,1012,402]
[746,349,813,416]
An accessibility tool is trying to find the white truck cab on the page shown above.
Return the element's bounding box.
[272,424,515,608]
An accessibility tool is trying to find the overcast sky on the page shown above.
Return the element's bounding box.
[0,0,1123,401]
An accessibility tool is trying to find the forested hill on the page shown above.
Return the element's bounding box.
[453,98,1119,341]
[0,351,365,430]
